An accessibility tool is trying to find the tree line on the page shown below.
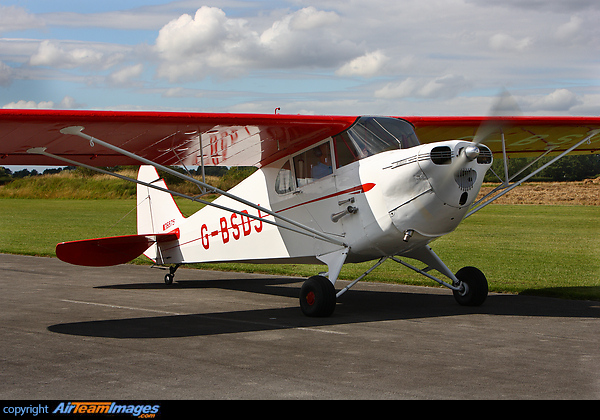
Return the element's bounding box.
[483,154,600,182]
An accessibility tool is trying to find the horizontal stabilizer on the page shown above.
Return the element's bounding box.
[56,232,179,267]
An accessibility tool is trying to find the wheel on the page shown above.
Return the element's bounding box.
[164,273,174,285]
[453,266,488,306]
[299,275,336,317]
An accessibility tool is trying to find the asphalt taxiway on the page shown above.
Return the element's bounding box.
[2,253,599,399]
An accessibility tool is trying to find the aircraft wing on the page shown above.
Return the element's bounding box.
[2,111,600,169]
[406,116,600,157]
[0,109,357,167]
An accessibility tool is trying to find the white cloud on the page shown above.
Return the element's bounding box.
[155,7,231,57]
[155,7,253,81]
[3,99,55,109]
[467,0,600,13]
[41,10,175,31]
[524,89,582,112]
[336,51,389,78]
[154,6,358,82]
[556,16,583,40]
[0,60,13,87]
[108,64,144,86]
[572,93,600,115]
[0,6,44,33]
[163,87,190,98]
[419,75,472,98]
[289,6,340,30]
[375,78,419,100]
[57,96,78,109]
[2,96,82,110]
[375,75,470,100]
[489,33,532,52]
[29,40,125,70]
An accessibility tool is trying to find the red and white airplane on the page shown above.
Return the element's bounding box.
[1,108,599,316]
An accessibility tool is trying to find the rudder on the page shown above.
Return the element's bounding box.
[137,165,185,235]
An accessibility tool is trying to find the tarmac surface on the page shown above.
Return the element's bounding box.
[2,253,599,400]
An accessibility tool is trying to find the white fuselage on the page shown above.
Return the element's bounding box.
[149,138,492,268]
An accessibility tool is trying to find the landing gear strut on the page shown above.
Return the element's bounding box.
[390,247,489,307]
[297,250,489,317]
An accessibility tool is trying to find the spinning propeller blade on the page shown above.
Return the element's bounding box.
[446,90,521,179]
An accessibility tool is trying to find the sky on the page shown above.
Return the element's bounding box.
[0,0,599,118]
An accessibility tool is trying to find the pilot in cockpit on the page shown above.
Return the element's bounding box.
[311,144,333,179]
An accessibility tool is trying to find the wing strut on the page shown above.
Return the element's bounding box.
[29,130,347,248]
[466,128,600,218]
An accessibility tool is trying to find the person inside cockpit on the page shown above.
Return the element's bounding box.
[311,143,333,179]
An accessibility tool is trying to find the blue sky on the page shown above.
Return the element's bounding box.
[1,0,599,117]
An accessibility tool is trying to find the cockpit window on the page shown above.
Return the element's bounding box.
[334,117,420,168]
[275,160,294,194]
[294,142,333,188]
[275,141,335,194]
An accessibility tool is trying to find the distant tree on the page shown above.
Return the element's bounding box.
[202,166,228,177]
[485,154,600,182]
[536,154,600,181]
[12,169,31,178]
[43,168,64,175]
[0,167,12,185]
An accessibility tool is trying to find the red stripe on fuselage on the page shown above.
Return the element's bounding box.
[278,183,375,213]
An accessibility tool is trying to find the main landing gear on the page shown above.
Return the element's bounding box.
[298,249,489,317]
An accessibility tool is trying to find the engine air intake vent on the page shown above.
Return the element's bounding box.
[455,168,477,191]
[430,146,452,165]
[477,146,493,164]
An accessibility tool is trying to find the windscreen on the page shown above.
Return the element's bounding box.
[334,117,420,167]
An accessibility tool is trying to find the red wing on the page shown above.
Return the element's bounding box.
[3,111,599,167]
[0,109,357,168]
[405,116,600,157]
[55,233,179,267]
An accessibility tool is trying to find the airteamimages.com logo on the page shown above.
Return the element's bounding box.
[53,402,160,417]
[3,402,161,418]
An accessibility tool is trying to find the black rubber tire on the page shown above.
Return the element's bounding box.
[453,266,488,306]
[164,274,174,285]
[299,275,336,317]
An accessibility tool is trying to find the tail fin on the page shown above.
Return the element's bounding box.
[137,165,185,235]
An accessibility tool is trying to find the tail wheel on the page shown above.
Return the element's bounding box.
[164,274,174,285]
[163,264,180,286]
[453,266,488,306]
[300,275,336,317]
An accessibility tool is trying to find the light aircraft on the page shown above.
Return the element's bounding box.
[1,107,599,316]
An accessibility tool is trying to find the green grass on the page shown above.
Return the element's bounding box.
[434,205,600,299]
[0,198,598,301]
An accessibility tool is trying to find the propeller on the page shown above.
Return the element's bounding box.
[451,90,521,175]
[471,89,522,146]
[435,90,522,200]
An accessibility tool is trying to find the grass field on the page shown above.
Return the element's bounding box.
[0,198,598,301]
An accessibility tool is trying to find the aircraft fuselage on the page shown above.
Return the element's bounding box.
[151,118,492,268]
